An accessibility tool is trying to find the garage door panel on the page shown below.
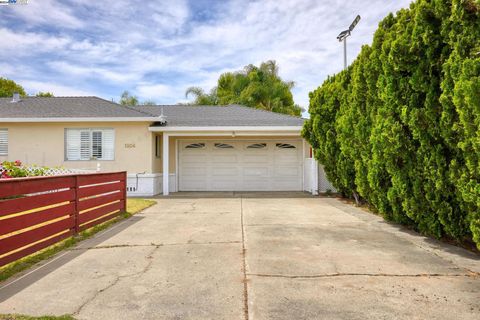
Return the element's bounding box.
[181,155,208,163]
[274,151,299,158]
[274,166,301,177]
[243,154,270,163]
[212,167,239,176]
[211,180,237,190]
[241,181,270,191]
[179,140,302,191]
[270,181,302,191]
[274,158,300,166]
[243,167,269,177]
[212,155,238,163]
[182,166,208,176]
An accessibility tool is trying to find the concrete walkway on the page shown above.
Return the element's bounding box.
[0,196,479,319]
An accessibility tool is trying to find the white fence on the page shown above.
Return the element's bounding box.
[318,164,337,193]
[304,158,337,194]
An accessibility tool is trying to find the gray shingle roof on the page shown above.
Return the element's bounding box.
[135,105,305,126]
[0,96,152,118]
[0,97,304,126]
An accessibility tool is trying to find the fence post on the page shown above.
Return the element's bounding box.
[73,175,80,235]
[122,171,127,212]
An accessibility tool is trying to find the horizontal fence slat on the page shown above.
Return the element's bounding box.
[78,200,124,225]
[78,192,123,212]
[0,189,76,217]
[79,211,121,232]
[0,230,73,267]
[0,171,126,267]
[0,203,75,236]
[78,182,124,198]
[77,172,126,186]
[0,217,74,256]
[0,176,75,198]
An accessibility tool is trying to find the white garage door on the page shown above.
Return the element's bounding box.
[178,140,303,191]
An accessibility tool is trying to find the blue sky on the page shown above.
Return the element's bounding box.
[0,0,412,108]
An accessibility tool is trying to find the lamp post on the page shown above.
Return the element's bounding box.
[337,15,361,70]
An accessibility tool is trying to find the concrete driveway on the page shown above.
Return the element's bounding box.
[1,194,479,319]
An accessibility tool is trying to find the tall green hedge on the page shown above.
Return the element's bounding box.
[303,0,480,248]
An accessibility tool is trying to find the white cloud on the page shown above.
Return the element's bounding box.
[135,83,177,102]
[0,0,413,108]
[4,0,84,28]
[0,28,71,56]
[48,61,136,83]
[20,80,99,97]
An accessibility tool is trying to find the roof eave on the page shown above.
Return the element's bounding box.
[0,117,159,122]
[148,125,303,135]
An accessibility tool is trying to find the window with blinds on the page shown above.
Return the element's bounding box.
[0,129,7,156]
[65,128,114,160]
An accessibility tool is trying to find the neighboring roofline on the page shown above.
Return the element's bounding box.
[149,126,303,132]
[0,117,158,122]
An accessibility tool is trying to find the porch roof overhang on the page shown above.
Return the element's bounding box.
[148,126,303,136]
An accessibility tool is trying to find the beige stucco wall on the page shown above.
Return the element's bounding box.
[151,133,177,174]
[0,123,308,175]
[0,122,155,173]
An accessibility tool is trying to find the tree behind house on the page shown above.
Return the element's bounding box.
[185,61,302,116]
[0,77,26,97]
[119,90,139,106]
[36,92,54,97]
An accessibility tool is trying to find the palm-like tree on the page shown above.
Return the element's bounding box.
[184,60,302,116]
[185,87,218,105]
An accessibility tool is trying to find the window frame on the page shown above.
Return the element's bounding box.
[65,128,115,161]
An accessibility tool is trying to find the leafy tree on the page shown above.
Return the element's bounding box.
[185,61,302,116]
[141,100,157,106]
[185,87,218,105]
[119,90,139,106]
[0,77,26,97]
[303,0,480,248]
[36,92,54,97]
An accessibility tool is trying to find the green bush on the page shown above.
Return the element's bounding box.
[303,0,480,248]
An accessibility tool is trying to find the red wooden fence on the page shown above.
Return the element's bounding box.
[0,172,127,267]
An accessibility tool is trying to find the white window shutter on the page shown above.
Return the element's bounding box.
[65,128,114,161]
[65,129,81,160]
[80,131,91,160]
[0,129,8,156]
[101,129,115,160]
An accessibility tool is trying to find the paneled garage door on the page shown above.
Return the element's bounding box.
[178,140,303,191]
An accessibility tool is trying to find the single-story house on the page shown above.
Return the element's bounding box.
[0,95,335,196]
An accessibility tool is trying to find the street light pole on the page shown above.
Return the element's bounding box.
[337,15,361,70]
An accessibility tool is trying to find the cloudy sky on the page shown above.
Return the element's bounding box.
[0,0,412,108]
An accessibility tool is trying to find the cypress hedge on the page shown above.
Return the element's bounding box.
[302,0,480,248]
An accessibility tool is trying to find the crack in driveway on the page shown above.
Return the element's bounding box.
[72,245,159,317]
[247,272,479,279]
[70,241,242,250]
[240,197,249,320]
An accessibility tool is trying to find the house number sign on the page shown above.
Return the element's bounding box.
[125,143,136,148]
